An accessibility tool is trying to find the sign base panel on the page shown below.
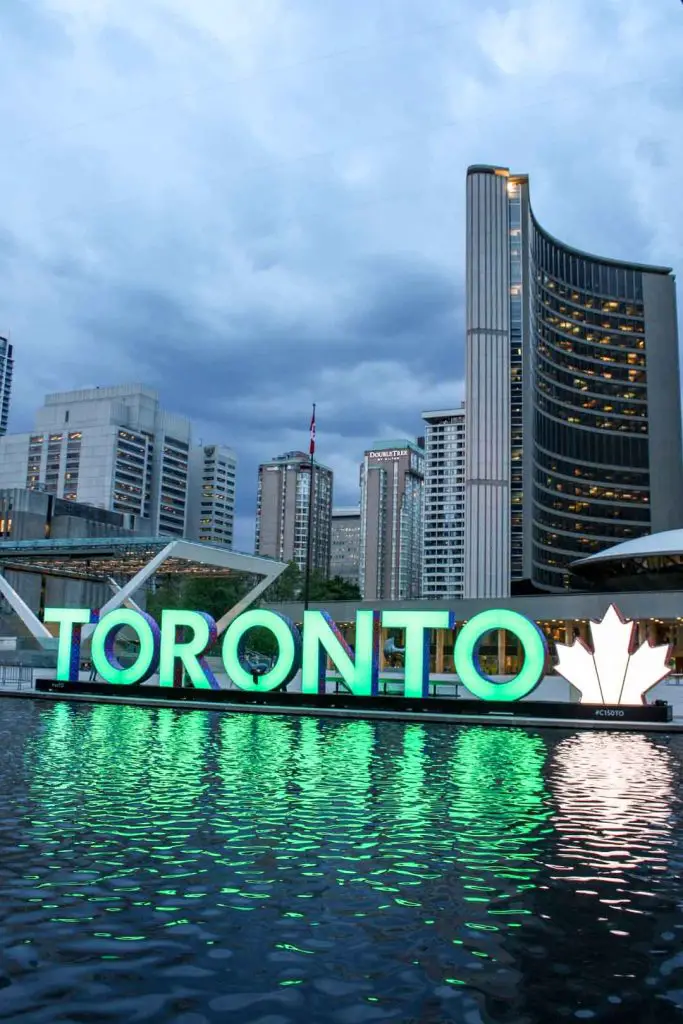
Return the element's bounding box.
[35,680,673,723]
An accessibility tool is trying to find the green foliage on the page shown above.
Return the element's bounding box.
[146,573,255,623]
[307,571,361,602]
[261,563,361,604]
[262,560,302,602]
[244,626,279,659]
[145,562,360,653]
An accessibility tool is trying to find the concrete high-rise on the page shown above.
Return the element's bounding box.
[187,444,237,548]
[0,385,192,537]
[255,451,332,574]
[0,487,143,624]
[359,440,424,601]
[464,164,683,596]
[422,406,466,599]
[330,507,361,585]
[0,336,14,436]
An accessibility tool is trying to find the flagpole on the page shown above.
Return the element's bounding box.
[303,403,316,612]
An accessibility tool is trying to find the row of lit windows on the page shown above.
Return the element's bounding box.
[30,431,83,444]
[536,375,647,420]
[534,446,650,488]
[537,346,646,390]
[535,351,646,402]
[536,394,649,435]
[534,489,650,527]
[542,306,645,343]
[540,312,645,354]
[537,325,646,367]
[534,410,649,468]
[539,286,645,332]
[535,468,649,506]
[536,277,645,320]
[533,524,640,556]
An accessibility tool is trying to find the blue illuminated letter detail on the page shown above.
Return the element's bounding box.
[454,609,547,702]
[159,610,219,689]
[44,607,99,682]
[91,609,161,686]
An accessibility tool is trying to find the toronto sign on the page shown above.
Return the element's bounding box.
[43,604,673,707]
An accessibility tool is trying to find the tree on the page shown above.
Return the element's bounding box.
[145,577,183,621]
[145,573,255,628]
[308,572,361,602]
[262,560,302,603]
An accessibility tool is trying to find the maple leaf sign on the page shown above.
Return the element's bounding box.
[554,605,672,705]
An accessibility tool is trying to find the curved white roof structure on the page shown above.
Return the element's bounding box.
[573,530,683,567]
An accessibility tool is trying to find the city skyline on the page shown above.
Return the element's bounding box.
[0,2,682,553]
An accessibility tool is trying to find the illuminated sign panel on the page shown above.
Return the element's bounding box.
[42,603,669,706]
[554,605,671,704]
[367,450,409,460]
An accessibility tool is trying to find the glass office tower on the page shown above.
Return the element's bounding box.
[464,165,683,595]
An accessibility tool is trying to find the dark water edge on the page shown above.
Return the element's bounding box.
[1,700,683,1023]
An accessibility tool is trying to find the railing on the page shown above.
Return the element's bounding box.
[0,665,34,689]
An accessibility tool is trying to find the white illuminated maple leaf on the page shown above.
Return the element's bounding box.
[554,604,672,705]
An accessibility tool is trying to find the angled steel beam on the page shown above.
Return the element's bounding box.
[107,577,144,615]
[215,562,286,636]
[0,572,54,648]
[81,541,176,640]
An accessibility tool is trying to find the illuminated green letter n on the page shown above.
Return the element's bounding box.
[301,610,380,696]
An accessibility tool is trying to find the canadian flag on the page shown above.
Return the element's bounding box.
[309,404,316,456]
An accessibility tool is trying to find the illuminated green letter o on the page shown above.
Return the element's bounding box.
[222,610,301,691]
[91,609,161,685]
[454,609,547,702]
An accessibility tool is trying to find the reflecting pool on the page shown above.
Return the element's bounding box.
[2,700,683,1022]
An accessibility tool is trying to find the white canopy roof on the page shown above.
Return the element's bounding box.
[573,530,683,567]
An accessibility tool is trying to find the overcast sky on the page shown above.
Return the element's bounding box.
[1,0,682,551]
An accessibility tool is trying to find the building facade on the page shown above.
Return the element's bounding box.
[0,385,192,537]
[187,445,237,548]
[422,406,466,599]
[0,336,13,436]
[359,440,424,601]
[0,487,143,623]
[255,451,333,574]
[330,507,361,585]
[464,164,683,597]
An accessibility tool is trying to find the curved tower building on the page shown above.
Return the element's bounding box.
[464,165,683,595]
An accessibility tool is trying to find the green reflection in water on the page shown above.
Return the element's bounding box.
[22,704,555,1000]
[434,727,553,984]
[449,727,552,890]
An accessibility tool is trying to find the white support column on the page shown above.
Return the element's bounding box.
[0,573,54,648]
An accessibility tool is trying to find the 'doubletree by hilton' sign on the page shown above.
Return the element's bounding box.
[44,604,673,706]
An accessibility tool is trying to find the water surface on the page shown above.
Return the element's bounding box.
[1,700,683,1022]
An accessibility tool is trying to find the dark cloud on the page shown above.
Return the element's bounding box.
[0,0,681,549]
[345,256,458,338]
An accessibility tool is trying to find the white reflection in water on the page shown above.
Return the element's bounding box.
[550,733,675,885]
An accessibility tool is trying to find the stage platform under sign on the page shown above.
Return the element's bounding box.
[30,679,674,727]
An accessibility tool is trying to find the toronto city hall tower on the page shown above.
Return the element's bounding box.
[464,165,683,597]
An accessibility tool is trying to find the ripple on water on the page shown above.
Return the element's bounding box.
[1,701,683,1022]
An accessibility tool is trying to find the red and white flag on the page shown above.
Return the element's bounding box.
[309,404,316,456]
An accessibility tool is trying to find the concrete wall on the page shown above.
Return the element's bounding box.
[643,271,683,532]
